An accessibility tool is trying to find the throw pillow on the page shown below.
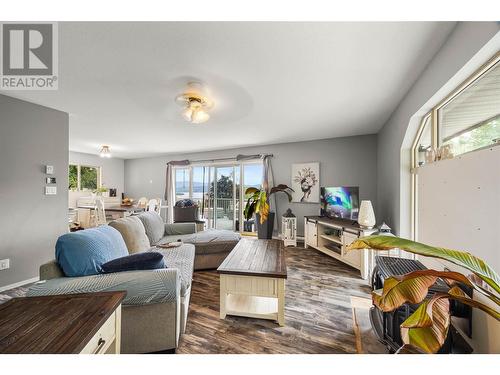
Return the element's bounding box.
[109,216,151,254]
[56,225,129,277]
[138,212,165,245]
[101,252,166,273]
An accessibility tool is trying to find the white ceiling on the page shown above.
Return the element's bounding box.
[3,22,456,159]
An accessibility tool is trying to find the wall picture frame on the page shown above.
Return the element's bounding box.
[291,162,320,203]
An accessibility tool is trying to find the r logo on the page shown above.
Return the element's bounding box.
[2,23,53,76]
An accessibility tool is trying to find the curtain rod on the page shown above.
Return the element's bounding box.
[167,153,273,166]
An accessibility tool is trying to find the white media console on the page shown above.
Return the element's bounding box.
[304,216,377,280]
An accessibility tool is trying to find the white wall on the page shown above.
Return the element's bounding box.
[417,146,500,353]
[69,151,125,208]
[124,135,378,236]
[377,22,500,237]
[375,22,500,353]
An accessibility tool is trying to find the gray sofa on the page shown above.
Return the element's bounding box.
[30,223,196,354]
[111,211,241,271]
[30,212,239,353]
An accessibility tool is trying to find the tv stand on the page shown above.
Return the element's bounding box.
[304,216,377,280]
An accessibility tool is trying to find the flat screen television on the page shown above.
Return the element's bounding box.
[320,186,359,220]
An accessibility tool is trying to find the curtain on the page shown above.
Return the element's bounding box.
[164,160,190,223]
[164,164,175,223]
[262,155,278,233]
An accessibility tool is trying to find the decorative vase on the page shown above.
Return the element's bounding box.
[256,212,275,239]
[358,200,376,229]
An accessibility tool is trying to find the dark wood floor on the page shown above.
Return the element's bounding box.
[178,246,382,354]
[0,245,385,354]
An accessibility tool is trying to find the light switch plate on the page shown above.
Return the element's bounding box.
[0,259,9,271]
[46,165,54,174]
[45,186,57,195]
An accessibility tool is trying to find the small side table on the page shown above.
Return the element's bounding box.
[0,291,126,354]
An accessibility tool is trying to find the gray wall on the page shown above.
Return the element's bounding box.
[0,94,69,289]
[377,22,500,237]
[124,135,378,236]
[68,151,125,208]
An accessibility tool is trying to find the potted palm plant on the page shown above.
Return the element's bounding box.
[347,236,500,353]
[243,184,294,239]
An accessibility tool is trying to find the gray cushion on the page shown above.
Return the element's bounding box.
[152,243,195,296]
[109,216,151,254]
[138,212,165,245]
[158,229,241,255]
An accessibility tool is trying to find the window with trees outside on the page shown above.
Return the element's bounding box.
[411,52,500,239]
[69,164,101,191]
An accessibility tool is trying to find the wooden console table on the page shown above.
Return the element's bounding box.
[217,238,287,326]
[0,291,125,354]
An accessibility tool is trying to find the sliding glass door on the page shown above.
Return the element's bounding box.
[173,161,263,234]
[213,166,237,230]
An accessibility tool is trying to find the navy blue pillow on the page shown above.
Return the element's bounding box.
[101,252,166,273]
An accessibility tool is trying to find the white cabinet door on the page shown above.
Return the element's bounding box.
[342,232,361,268]
[306,221,318,247]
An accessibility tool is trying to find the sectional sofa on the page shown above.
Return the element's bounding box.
[29,212,241,353]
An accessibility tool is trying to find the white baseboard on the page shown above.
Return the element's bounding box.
[0,277,39,293]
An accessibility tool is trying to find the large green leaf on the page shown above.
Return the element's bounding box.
[399,286,500,353]
[371,270,474,312]
[348,236,500,295]
[400,295,450,353]
[257,191,269,223]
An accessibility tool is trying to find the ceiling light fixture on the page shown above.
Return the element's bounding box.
[176,83,214,124]
[99,145,111,158]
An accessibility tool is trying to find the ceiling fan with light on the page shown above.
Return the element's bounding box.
[175,82,214,124]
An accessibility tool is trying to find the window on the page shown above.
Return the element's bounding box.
[410,52,500,240]
[69,165,78,190]
[438,60,500,155]
[69,164,101,191]
[175,168,190,201]
[173,161,263,233]
[192,166,211,207]
[80,166,99,190]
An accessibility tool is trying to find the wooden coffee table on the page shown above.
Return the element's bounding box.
[217,238,287,326]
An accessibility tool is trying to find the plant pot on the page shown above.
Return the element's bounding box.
[256,212,275,239]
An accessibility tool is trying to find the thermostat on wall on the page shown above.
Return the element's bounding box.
[45,165,54,174]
